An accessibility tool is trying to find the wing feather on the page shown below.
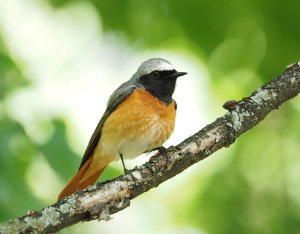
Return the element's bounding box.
[79,81,137,169]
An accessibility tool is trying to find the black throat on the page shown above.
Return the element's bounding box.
[146,79,176,105]
[139,71,177,105]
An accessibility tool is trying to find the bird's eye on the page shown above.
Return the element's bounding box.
[153,71,160,79]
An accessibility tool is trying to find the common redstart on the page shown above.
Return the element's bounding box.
[58,58,187,200]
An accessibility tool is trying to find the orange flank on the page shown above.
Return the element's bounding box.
[101,89,176,153]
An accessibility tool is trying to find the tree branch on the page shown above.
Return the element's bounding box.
[1,62,300,234]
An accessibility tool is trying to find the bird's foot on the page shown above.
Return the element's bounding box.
[123,168,137,182]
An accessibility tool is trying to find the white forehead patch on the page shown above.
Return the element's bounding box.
[137,58,175,76]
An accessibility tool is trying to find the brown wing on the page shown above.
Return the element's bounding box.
[78,84,137,169]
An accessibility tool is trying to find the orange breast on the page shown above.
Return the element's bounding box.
[98,89,176,159]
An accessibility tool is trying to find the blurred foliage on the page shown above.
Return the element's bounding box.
[0,41,29,100]
[1,0,300,233]
[39,119,79,181]
[0,114,41,219]
[0,38,38,218]
[51,0,300,79]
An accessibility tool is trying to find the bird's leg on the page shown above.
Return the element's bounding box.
[119,153,136,181]
[119,153,127,173]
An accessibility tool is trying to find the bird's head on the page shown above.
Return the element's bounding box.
[134,58,187,105]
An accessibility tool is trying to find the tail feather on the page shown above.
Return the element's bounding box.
[58,156,107,200]
[78,166,107,191]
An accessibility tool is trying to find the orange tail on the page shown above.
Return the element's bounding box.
[58,156,107,200]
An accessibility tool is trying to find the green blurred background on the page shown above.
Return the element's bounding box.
[1,0,300,233]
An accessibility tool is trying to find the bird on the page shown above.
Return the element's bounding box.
[58,58,187,200]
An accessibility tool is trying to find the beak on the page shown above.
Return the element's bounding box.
[169,71,188,79]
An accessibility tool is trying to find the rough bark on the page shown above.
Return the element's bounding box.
[1,62,300,234]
